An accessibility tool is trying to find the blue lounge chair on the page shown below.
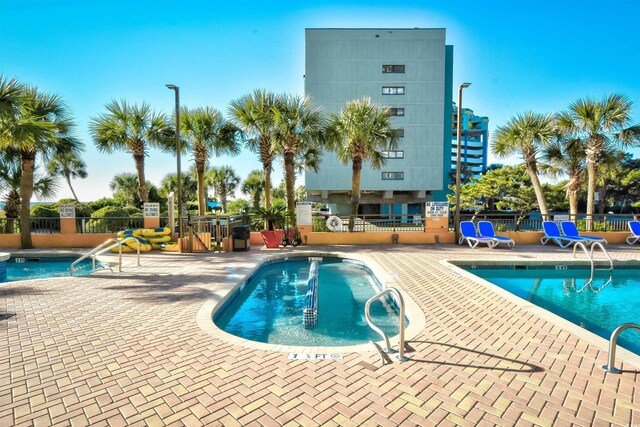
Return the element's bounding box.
[540,221,588,248]
[478,221,515,248]
[626,221,640,245]
[459,221,496,249]
[560,221,608,245]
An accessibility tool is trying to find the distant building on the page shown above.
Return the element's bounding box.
[304,28,454,217]
[451,102,489,180]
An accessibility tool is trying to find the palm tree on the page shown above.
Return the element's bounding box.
[541,138,586,216]
[208,165,240,213]
[0,76,23,116]
[90,100,172,203]
[229,89,277,210]
[0,84,81,248]
[492,112,556,217]
[272,94,325,212]
[557,94,640,221]
[180,107,241,215]
[595,150,627,215]
[109,172,139,206]
[47,151,87,201]
[0,152,58,233]
[241,169,266,209]
[326,98,398,231]
[159,172,197,208]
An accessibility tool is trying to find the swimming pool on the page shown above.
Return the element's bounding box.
[463,265,640,355]
[214,256,406,347]
[1,255,101,283]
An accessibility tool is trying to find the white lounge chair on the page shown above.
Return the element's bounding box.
[478,221,515,248]
[540,221,588,248]
[560,221,607,245]
[459,221,496,249]
[626,221,640,245]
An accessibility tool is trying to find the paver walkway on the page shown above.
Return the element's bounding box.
[1,245,639,426]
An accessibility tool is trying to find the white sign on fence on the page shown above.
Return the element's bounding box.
[296,202,313,225]
[143,203,160,218]
[425,201,449,218]
[59,204,75,218]
[554,214,570,223]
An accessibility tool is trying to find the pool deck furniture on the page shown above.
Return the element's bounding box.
[477,221,515,248]
[560,221,608,245]
[459,221,497,249]
[541,221,589,248]
[626,220,640,245]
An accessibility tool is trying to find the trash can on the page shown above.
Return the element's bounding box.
[232,225,251,251]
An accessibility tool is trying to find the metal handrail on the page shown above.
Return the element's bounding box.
[590,241,613,270]
[602,323,640,374]
[70,236,141,275]
[364,287,407,362]
[572,241,613,289]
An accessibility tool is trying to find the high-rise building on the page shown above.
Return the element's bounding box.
[304,28,454,216]
[451,102,489,180]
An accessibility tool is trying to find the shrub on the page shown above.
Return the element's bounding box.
[87,197,121,211]
[124,205,142,216]
[30,204,59,218]
[88,206,131,233]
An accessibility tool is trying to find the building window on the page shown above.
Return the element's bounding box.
[382,172,404,180]
[382,86,405,95]
[393,128,405,138]
[387,107,405,117]
[382,150,404,159]
[382,65,405,73]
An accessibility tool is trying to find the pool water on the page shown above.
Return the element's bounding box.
[2,257,99,282]
[466,267,640,355]
[214,258,404,346]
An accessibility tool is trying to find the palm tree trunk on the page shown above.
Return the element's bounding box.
[220,189,227,213]
[349,158,362,232]
[598,188,606,215]
[284,150,296,213]
[568,189,579,217]
[19,156,35,249]
[196,159,206,215]
[66,175,79,202]
[264,163,272,210]
[133,152,148,203]
[586,159,597,230]
[526,163,548,218]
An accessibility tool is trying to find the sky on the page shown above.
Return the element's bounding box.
[1,0,639,202]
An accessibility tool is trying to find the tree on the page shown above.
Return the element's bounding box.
[326,98,397,231]
[557,94,640,221]
[0,151,58,233]
[229,89,278,210]
[47,151,87,201]
[90,100,172,203]
[208,165,240,213]
[0,81,81,248]
[541,137,586,216]
[492,112,556,217]
[241,169,265,209]
[158,172,198,208]
[180,107,240,215]
[594,150,627,214]
[109,172,140,206]
[272,94,325,213]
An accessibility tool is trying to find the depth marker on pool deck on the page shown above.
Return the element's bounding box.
[288,353,343,360]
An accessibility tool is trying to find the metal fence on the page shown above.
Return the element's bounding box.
[452,213,635,232]
[312,214,425,232]
[0,217,61,234]
[77,217,145,234]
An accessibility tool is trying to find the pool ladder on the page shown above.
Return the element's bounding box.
[364,287,407,364]
[602,323,640,374]
[571,241,613,291]
[70,237,141,276]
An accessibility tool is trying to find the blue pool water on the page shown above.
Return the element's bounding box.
[1,257,99,282]
[466,266,640,355]
[214,258,405,346]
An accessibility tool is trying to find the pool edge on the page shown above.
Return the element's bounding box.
[442,258,640,371]
[196,251,427,355]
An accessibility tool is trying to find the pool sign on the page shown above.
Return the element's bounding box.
[59,204,75,218]
[425,202,449,218]
[288,353,343,360]
[144,203,160,218]
[296,202,313,225]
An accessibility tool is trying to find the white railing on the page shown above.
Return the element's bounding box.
[364,287,407,362]
[70,236,141,276]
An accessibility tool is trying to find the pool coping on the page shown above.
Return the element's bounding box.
[443,258,640,370]
[196,250,426,356]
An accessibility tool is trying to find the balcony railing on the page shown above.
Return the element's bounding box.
[312,214,425,232]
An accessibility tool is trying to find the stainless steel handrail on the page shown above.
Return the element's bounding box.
[364,287,407,362]
[590,241,613,270]
[602,323,640,374]
[70,236,141,275]
[572,241,613,289]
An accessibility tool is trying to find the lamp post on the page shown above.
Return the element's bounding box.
[166,84,183,247]
[454,82,471,244]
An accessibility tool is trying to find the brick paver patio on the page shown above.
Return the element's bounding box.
[1,244,639,426]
